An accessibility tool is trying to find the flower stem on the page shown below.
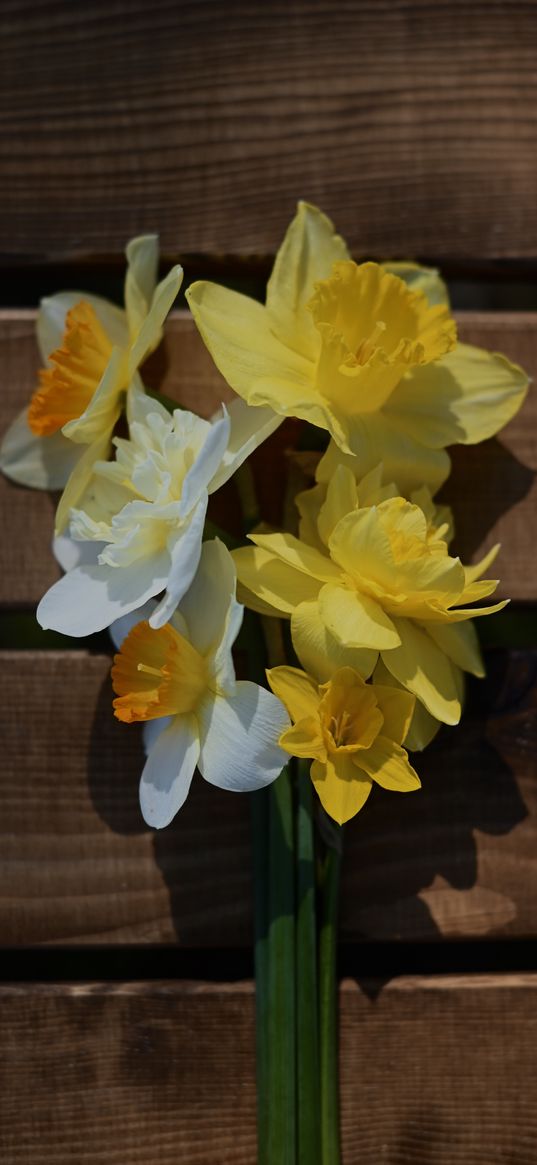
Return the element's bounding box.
[296,761,321,1165]
[252,785,271,1165]
[267,765,296,1163]
[319,834,343,1165]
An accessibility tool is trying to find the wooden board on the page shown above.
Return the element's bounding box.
[1,647,536,946]
[1,976,537,1163]
[0,309,536,606]
[3,2,537,263]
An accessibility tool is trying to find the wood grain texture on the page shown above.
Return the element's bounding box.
[1,977,537,1163]
[1,647,536,946]
[2,1,537,263]
[0,309,536,605]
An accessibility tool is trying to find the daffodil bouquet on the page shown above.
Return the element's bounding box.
[1,204,528,1163]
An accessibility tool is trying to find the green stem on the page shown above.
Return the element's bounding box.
[252,786,270,1165]
[319,836,343,1165]
[296,762,321,1165]
[267,766,296,1163]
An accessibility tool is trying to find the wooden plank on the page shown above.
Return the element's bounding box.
[1,977,537,1163]
[1,647,536,946]
[0,309,535,605]
[2,2,537,263]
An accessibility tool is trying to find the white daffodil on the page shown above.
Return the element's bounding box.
[37,384,280,637]
[0,235,183,508]
[109,539,289,828]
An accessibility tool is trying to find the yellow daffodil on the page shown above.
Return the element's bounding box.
[0,236,183,507]
[267,664,420,824]
[187,202,528,493]
[109,540,289,827]
[233,463,506,727]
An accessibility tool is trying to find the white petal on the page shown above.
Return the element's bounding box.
[37,291,128,359]
[143,716,174,756]
[127,378,171,427]
[149,497,208,629]
[179,538,242,661]
[139,714,200,828]
[208,397,283,492]
[53,534,102,573]
[108,599,158,650]
[178,408,231,517]
[37,551,171,636]
[198,683,289,792]
[0,408,82,489]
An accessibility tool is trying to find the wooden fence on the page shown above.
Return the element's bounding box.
[1,2,537,1161]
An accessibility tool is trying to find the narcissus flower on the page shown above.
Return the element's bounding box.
[110,540,289,828]
[267,664,420,824]
[0,236,183,501]
[233,463,506,727]
[38,384,276,637]
[187,202,528,493]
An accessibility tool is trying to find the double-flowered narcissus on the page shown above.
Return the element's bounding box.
[267,664,420,824]
[0,235,183,520]
[37,384,279,637]
[109,540,289,827]
[187,202,528,492]
[234,460,506,732]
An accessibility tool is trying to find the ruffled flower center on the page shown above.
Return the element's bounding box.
[112,620,208,722]
[309,261,456,372]
[28,301,113,436]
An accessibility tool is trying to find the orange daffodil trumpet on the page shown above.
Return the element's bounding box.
[0,235,183,519]
[267,665,420,825]
[187,202,528,493]
[109,541,289,827]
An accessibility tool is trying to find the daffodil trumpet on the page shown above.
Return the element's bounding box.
[109,539,289,827]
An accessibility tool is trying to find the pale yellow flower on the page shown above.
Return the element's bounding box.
[0,237,183,513]
[187,202,528,493]
[233,463,506,727]
[267,664,420,824]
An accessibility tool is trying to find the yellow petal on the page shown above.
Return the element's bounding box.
[316,465,358,546]
[295,481,327,553]
[372,684,415,746]
[186,281,311,398]
[357,735,421,792]
[311,754,372,825]
[61,346,126,445]
[388,343,529,448]
[405,699,442,751]
[291,599,378,683]
[124,235,159,339]
[249,530,341,582]
[280,716,326,760]
[464,543,500,586]
[428,599,509,624]
[381,617,461,725]
[266,665,320,723]
[319,583,400,650]
[373,656,442,751]
[318,416,451,494]
[265,201,349,359]
[232,545,322,615]
[55,430,113,535]
[129,264,183,375]
[422,618,484,678]
[383,262,450,307]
